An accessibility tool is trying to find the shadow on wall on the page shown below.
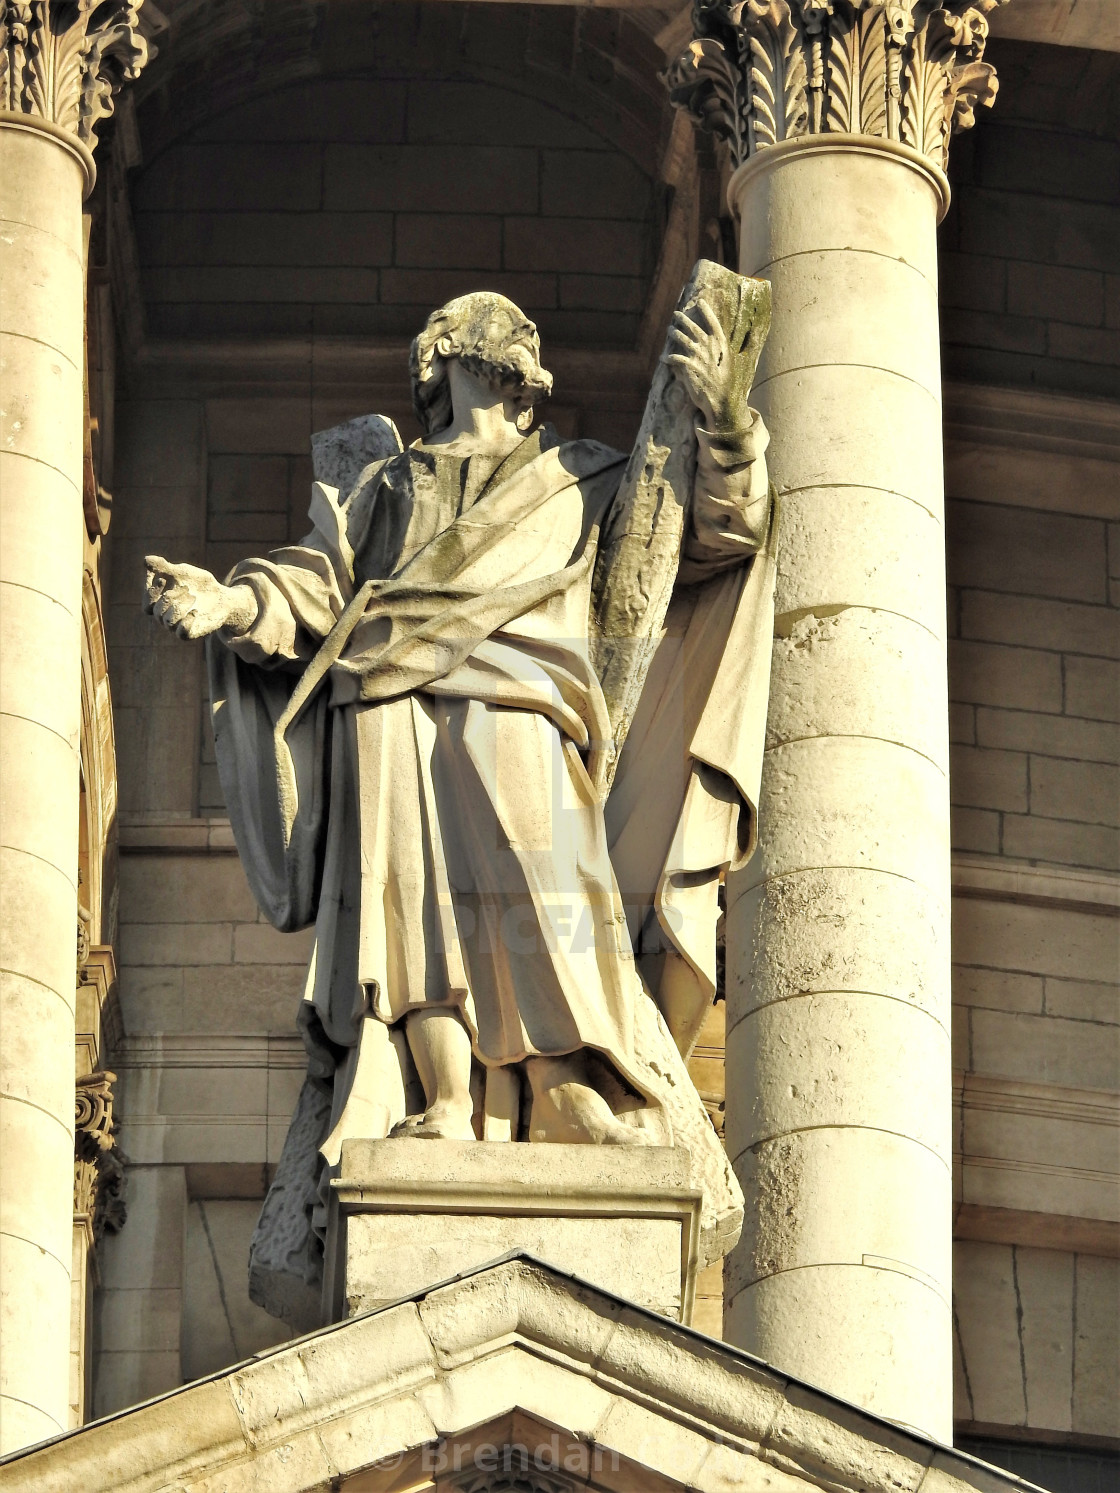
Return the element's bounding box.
[956,1438,1119,1493]
[939,39,1120,400]
[182,1199,292,1380]
[132,71,659,347]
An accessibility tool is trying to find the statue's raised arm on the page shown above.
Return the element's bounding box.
[591,260,773,793]
[602,261,779,1061]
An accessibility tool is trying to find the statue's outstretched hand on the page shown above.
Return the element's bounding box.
[664,296,738,430]
[143,556,257,640]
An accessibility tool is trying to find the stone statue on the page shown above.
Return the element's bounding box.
[144,262,777,1325]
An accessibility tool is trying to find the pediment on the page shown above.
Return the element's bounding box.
[0,1256,1029,1493]
[342,1408,698,1492]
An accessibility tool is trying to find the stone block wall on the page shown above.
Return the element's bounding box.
[943,396,1118,1445]
[96,32,1118,1445]
[94,846,306,1412]
[954,1241,1118,1441]
[942,41,1120,400]
[107,399,207,816]
[133,75,656,348]
[947,499,1117,870]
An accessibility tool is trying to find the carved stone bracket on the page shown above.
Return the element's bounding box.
[74,1071,127,1241]
[0,1,148,154]
[666,0,1005,172]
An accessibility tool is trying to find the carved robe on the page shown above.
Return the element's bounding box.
[208,420,774,1324]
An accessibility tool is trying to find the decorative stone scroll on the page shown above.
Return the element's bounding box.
[74,1071,126,1240]
[666,0,1005,172]
[0,0,148,144]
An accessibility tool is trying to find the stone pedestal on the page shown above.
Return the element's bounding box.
[326,1139,702,1324]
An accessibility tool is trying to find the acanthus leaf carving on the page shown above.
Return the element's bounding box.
[75,1070,127,1241]
[667,0,1006,173]
[899,7,952,167]
[934,1,1001,134]
[664,0,810,164]
[826,2,889,139]
[0,1,148,146]
[665,33,751,164]
[745,0,810,151]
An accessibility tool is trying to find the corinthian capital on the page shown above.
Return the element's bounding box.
[75,1071,127,1239]
[0,0,148,146]
[666,0,1005,173]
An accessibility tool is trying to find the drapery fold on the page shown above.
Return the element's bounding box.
[213,421,774,1323]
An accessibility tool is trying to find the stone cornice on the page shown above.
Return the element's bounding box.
[943,381,1120,464]
[951,855,1120,916]
[0,1,148,190]
[666,0,1006,174]
[116,819,1120,922]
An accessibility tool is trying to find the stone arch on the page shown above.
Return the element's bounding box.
[130,50,665,348]
[133,1,669,175]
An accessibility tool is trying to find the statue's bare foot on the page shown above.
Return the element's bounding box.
[527,1058,649,1146]
[390,1104,475,1141]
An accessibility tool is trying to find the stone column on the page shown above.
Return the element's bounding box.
[0,5,146,1453]
[669,0,1002,1442]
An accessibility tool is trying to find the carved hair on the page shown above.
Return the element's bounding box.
[410,292,554,437]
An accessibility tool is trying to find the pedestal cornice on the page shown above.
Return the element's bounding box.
[0,1,148,195]
[666,0,1004,177]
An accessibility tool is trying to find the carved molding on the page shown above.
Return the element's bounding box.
[0,1,147,147]
[666,0,1005,173]
[77,942,123,1076]
[74,1071,127,1241]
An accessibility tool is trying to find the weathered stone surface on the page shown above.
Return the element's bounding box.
[330,1139,699,1323]
[142,279,767,1322]
[727,868,949,1024]
[720,127,954,1441]
[0,90,130,1447]
[1,1256,1034,1493]
[309,412,402,500]
[248,1077,332,1332]
[590,259,769,788]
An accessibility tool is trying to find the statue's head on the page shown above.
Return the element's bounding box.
[410,292,554,437]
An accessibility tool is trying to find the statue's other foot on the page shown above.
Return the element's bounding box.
[390,1103,475,1142]
[526,1058,651,1146]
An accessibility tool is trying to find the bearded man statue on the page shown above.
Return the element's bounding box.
[144,266,777,1326]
